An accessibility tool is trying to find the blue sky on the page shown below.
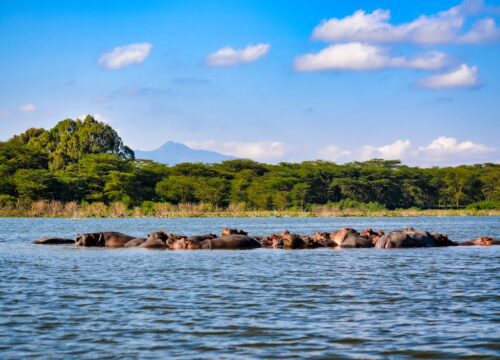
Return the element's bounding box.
[1,0,499,165]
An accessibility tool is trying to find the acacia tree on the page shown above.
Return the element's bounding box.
[16,116,134,170]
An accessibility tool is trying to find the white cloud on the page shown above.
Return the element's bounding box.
[317,137,496,165]
[78,113,111,124]
[417,63,479,89]
[206,43,270,66]
[98,43,153,70]
[294,43,448,72]
[318,145,351,161]
[358,140,412,161]
[186,140,289,162]
[311,1,500,44]
[460,18,500,42]
[19,103,36,113]
[415,136,495,165]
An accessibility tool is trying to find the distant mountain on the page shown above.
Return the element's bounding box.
[134,141,234,165]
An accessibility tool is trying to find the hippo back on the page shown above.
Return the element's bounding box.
[203,235,261,250]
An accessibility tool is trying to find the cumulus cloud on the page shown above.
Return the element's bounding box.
[294,43,448,71]
[19,103,36,113]
[206,43,270,66]
[415,136,495,165]
[98,43,153,70]
[318,145,351,161]
[318,137,496,166]
[358,140,412,161]
[312,1,500,44]
[417,63,479,88]
[186,140,289,162]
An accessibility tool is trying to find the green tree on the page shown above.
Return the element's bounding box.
[156,176,197,203]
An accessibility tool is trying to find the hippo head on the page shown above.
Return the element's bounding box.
[184,237,205,249]
[75,233,104,247]
[221,228,248,236]
[147,231,168,243]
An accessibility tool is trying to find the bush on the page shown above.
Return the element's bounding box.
[466,200,500,210]
[140,200,156,216]
[0,194,16,207]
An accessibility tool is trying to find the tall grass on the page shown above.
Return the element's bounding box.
[0,200,497,218]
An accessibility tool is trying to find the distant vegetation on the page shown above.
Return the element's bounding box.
[0,116,498,217]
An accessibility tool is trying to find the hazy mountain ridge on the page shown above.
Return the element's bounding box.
[135,141,234,164]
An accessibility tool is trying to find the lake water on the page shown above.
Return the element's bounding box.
[0,217,499,359]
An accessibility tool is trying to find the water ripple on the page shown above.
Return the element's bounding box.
[0,217,498,358]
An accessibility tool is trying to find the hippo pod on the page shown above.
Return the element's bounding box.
[330,228,374,248]
[33,237,75,245]
[375,228,456,248]
[75,231,143,248]
[458,236,500,246]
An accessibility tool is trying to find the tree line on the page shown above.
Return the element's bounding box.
[0,116,498,211]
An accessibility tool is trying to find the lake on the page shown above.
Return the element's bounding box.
[0,217,499,359]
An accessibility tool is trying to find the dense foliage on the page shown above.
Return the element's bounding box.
[1,117,499,210]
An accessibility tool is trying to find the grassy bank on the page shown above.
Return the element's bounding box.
[0,200,498,218]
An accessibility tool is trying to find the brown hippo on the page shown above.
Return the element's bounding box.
[330,228,373,248]
[258,234,280,248]
[361,229,385,245]
[221,228,248,236]
[139,231,168,249]
[281,230,307,249]
[184,235,261,250]
[124,238,147,247]
[75,232,135,248]
[310,232,334,247]
[375,228,456,248]
[458,236,500,246]
[33,237,75,245]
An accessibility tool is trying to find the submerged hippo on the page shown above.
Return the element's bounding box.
[375,228,456,248]
[33,237,75,245]
[167,234,261,250]
[139,231,168,249]
[281,230,307,249]
[310,232,334,247]
[201,235,262,250]
[330,228,373,248]
[75,232,135,248]
[360,229,385,245]
[124,238,147,247]
[458,236,500,246]
[221,228,248,236]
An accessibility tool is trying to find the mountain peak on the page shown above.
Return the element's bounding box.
[135,141,234,165]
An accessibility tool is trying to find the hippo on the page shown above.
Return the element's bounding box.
[281,230,307,249]
[221,228,248,236]
[360,229,385,245]
[75,232,135,248]
[201,235,262,250]
[258,234,279,248]
[33,237,75,245]
[458,236,500,246]
[186,234,217,242]
[375,228,456,248]
[124,238,147,247]
[330,228,373,248]
[139,232,168,249]
[310,232,334,247]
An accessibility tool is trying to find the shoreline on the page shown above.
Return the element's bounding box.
[1,208,498,218]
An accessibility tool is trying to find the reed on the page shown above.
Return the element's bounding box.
[0,201,497,218]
